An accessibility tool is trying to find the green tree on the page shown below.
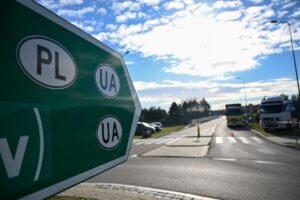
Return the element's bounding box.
[167,102,181,124]
[199,98,210,116]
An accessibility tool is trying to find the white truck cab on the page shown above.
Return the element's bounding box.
[260,96,296,130]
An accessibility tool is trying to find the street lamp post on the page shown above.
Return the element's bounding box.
[123,50,130,56]
[237,77,248,113]
[270,20,300,98]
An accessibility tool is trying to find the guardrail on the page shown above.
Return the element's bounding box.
[190,115,221,125]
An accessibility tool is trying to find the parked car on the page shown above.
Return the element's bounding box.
[150,123,162,132]
[152,122,163,129]
[135,122,156,138]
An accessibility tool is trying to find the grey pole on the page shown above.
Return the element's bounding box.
[270,20,300,98]
[237,77,248,112]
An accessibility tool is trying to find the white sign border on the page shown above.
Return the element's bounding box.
[16,0,142,199]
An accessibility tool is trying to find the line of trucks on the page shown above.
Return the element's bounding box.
[225,95,296,131]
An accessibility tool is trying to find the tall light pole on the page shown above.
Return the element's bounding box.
[237,77,248,112]
[270,20,300,98]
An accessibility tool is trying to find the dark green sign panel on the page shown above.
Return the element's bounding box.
[0,1,141,199]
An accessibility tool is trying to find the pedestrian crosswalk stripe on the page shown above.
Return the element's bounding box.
[135,139,156,145]
[251,137,264,144]
[166,138,182,144]
[135,136,265,146]
[144,138,166,145]
[155,138,175,144]
[135,137,181,145]
[216,137,223,143]
[238,137,250,144]
[227,137,236,143]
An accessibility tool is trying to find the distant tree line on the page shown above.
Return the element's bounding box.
[139,98,212,125]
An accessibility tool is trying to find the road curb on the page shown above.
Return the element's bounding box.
[59,183,219,200]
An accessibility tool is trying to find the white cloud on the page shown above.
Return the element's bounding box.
[59,0,83,6]
[278,10,289,18]
[292,8,300,17]
[105,24,117,31]
[249,0,263,3]
[112,1,141,14]
[71,21,94,32]
[216,11,242,21]
[93,32,108,41]
[116,11,137,23]
[282,1,297,9]
[213,0,242,9]
[138,0,160,6]
[126,61,134,65]
[97,8,107,16]
[57,7,95,17]
[94,1,299,79]
[137,12,149,19]
[38,0,60,9]
[164,1,185,10]
[134,78,298,109]
[97,2,294,77]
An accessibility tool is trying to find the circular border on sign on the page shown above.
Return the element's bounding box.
[94,64,120,98]
[96,115,123,150]
[16,35,78,89]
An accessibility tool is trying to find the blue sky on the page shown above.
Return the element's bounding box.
[37,0,300,110]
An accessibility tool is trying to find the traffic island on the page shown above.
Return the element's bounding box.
[141,137,211,158]
[165,137,211,147]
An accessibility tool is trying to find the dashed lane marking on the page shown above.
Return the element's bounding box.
[212,158,285,165]
[213,158,236,162]
[255,160,283,165]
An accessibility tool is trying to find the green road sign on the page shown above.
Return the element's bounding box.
[0,1,141,199]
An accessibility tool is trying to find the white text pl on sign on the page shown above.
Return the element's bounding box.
[17,36,77,89]
[95,64,120,97]
[97,116,122,149]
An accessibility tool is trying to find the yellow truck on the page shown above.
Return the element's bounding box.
[225,104,243,127]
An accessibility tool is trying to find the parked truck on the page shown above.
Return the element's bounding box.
[225,103,243,127]
[259,96,296,130]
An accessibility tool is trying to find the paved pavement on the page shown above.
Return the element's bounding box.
[57,183,218,200]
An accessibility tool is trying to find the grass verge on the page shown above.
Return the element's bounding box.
[134,124,186,139]
[246,122,294,137]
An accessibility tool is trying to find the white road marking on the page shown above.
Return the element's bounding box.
[155,138,176,144]
[135,139,156,145]
[227,137,236,143]
[255,160,283,165]
[166,138,182,144]
[216,137,223,144]
[238,137,250,144]
[144,138,166,145]
[130,154,137,158]
[251,137,264,144]
[213,158,236,162]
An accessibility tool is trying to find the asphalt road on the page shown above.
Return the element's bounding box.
[87,117,300,200]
